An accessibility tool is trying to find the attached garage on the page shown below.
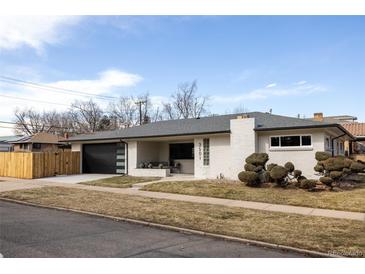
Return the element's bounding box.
[82,143,126,174]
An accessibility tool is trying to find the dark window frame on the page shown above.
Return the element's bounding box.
[169,143,194,160]
[32,143,42,149]
[270,135,312,148]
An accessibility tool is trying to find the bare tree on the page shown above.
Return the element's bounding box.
[14,108,45,135]
[231,104,249,114]
[109,96,137,128]
[14,108,76,136]
[163,80,208,119]
[70,100,107,133]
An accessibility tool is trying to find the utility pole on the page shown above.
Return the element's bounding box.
[135,99,146,125]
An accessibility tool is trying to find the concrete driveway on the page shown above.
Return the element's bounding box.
[35,174,119,184]
[0,201,304,258]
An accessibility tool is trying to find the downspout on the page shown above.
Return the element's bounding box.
[331,134,346,157]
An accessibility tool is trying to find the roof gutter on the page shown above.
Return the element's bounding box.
[63,130,231,143]
[255,124,355,140]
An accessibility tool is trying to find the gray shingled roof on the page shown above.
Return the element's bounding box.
[67,112,352,142]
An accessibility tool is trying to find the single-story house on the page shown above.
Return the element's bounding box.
[342,122,365,154]
[0,135,24,152]
[10,132,68,152]
[66,112,355,179]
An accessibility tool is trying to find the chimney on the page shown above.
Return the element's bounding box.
[64,132,69,139]
[313,112,324,122]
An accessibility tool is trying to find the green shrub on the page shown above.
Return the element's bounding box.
[238,171,260,187]
[344,158,354,168]
[314,164,324,173]
[319,176,334,187]
[284,162,295,173]
[244,163,256,172]
[315,151,331,161]
[330,171,343,179]
[300,179,317,189]
[267,163,277,172]
[293,170,302,178]
[322,157,347,171]
[350,162,365,173]
[245,153,269,166]
[270,165,288,180]
[254,165,264,172]
[342,168,351,175]
[258,171,270,184]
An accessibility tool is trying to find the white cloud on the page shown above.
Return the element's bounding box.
[49,69,143,94]
[0,69,143,135]
[212,82,327,103]
[265,83,277,88]
[295,80,307,85]
[0,16,80,53]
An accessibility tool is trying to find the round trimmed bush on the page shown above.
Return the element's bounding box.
[244,163,256,172]
[315,151,331,161]
[300,179,317,189]
[254,165,264,172]
[343,158,354,168]
[258,171,270,184]
[270,165,288,180]
[350,161,365,173]
[342,168,351,175]
[330,171,343,179]
[245,153,269,166]
[284,162,295,173]
[267,163,277,172]
[319,176,333,187]
[314,164,324,173]
[293,170,302,178]
[322,157,347,171]
[238,171,259,186]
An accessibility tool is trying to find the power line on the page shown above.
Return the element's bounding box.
[0,125,16,129]
[0,93,72,107]
[0,120,77,131]
[0,75,118,101]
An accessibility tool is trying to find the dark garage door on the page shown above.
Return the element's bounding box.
[83,143,117,174]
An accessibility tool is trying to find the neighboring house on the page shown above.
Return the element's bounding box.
[342,123,365,154]
[0,135,24,152]
[10,132,68,152]
[66,112,354,179]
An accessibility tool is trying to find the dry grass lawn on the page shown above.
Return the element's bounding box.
[80,175,160,188]
[142,180,365,212]
[1,186,364,257]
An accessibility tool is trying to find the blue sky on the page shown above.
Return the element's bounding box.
[0,16,364,134]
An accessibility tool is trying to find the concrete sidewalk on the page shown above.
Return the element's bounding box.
[1,177,364,221]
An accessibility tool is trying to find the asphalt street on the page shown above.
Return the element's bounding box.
[0,201,304,258]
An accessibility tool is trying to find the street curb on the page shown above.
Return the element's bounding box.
[0,197,342,258]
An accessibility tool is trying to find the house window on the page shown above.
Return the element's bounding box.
[339,142,344,153]
[20,143,29,150]
[325,137,331,149]
[270,137,280,147]
[281,136,300,147]
[301,135,312,146]
[169,143,194,160]
[203,138,209,166]
[33,143,41,149]
[270,135,312,148]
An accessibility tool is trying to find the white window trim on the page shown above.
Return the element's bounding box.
[269,134,313,151]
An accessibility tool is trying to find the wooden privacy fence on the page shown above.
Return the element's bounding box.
[0,151,80,179]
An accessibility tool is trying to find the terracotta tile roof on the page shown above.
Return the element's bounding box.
[342,123,365,137]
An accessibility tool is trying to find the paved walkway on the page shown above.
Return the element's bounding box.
[0,176,364,221]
